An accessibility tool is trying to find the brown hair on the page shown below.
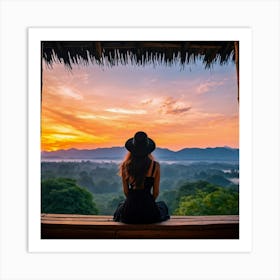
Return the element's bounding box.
[120,152,154,188]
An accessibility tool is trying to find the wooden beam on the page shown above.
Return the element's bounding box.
[41,214,239,239]
[43,41,226,51]
[234,41,239,102]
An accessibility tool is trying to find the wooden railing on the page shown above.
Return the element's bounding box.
[41,214,239,239]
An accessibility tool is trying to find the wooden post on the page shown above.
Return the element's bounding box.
[95,42,102,61]
[234,41,239,102]
[41,41,43,101]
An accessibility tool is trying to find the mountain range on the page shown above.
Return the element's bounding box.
[41,147,239,161]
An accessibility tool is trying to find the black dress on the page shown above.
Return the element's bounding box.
[113,161,170,224]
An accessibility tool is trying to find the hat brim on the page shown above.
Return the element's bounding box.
[125,137,156,157]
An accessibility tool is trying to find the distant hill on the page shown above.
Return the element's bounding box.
[42,147,239,162]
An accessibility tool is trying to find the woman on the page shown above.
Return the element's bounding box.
[113,131,170,224]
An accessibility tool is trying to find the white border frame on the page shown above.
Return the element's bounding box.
[28,27,252,253]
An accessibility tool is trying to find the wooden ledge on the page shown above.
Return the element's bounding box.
[41,214,239,239]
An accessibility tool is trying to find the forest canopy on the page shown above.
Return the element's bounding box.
[41,161,239,216]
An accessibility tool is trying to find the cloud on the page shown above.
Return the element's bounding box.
[77,114,114,120]
[161,96,177,107]
[105,108,146,115]
[77,114,98,120]
[58,86,83,100]
[141,98,153,105]
[159,96,192,115]
[196,80,224,95]
[166,106,192,114]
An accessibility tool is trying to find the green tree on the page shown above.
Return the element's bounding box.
[95,179,121,193]
[177,181,219,198]
[78,171,95,191]
[174,187,239,215]
[158,189,178,214]
[41,178,98,214]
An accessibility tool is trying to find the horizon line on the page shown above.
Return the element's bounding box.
[42,145,240,153]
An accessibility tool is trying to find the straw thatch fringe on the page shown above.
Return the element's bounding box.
[42,41,236,69]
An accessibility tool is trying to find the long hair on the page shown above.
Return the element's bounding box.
[120,152,153,188]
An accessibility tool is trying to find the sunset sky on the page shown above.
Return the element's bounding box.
[42,55,239,152]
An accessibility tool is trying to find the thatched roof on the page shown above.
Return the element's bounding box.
[42,41,236,69]
[41,41,239,100]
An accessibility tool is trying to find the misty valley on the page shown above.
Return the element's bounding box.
[41,160,239,216]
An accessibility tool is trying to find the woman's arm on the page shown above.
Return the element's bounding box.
[122,176,128,196]
[152,162,160,200]
[121,169,129,197]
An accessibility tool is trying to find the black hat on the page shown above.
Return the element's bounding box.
[125,131,156,157]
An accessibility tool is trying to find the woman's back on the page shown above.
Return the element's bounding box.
[121,161,161,223]
[113,131,170,224]
[128,160,157,190]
